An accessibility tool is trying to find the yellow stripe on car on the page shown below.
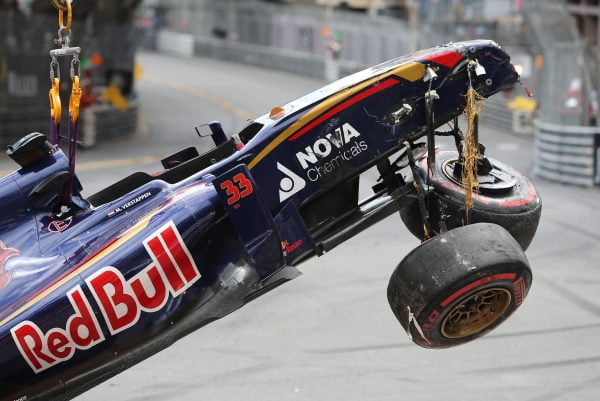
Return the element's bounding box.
[0,211,156,328]
[248,62,425,169]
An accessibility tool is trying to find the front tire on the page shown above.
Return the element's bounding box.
[387,223,532,349]
[400,150,542,250]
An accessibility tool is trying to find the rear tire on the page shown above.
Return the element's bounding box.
[387,223,532,349]
[400,150,541,250]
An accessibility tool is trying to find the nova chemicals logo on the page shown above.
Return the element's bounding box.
[277,162,306,202]
[295,122,368,182]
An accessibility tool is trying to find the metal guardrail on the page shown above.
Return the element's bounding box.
[534,120,600,186]
[159,0,414,68]
[195,37,327,79]
[153,30,363,80]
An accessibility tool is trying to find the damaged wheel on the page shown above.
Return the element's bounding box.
[387,223,532,349]
[400,150,541,250]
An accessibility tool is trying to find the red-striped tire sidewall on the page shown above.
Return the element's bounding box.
[412,268,532,348]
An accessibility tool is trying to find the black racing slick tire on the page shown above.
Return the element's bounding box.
[400,150,541,250]
[387,223,532,349]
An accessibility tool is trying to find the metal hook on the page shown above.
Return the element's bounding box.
[70,55,80,80]
[49,57,60,82]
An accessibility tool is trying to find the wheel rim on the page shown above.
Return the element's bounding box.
[441,287,512,338]
[441,158,517,194]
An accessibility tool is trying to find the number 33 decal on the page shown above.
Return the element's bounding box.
[220,173,254,205]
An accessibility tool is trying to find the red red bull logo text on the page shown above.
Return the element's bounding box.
[10,221,201,374]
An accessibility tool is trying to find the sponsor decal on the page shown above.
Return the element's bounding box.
[420,309,439,344]
[277,122,368,202]
[281,239,303,256]
[440,273,516,307]
[0,241,19,291]
[513,276,526,306]
[277,162,306,202]
[47,217,73,233]
[11,286,105,373]
[10,221,201,374]
[294,122,368,182]
[107,191,154,217]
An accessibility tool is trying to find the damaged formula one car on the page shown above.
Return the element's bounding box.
[0,40,541,400]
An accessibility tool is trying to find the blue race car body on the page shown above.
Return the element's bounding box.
[0,40,521,400]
